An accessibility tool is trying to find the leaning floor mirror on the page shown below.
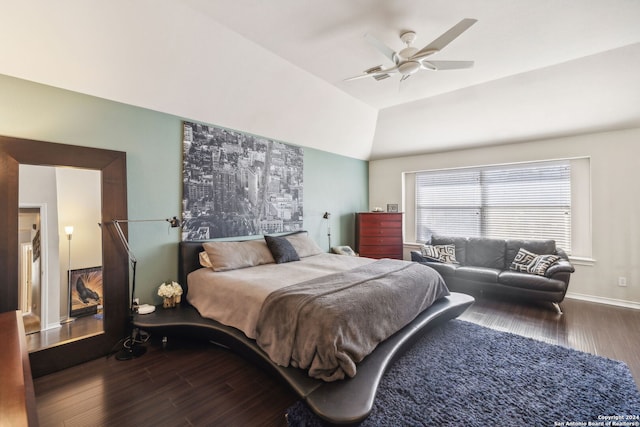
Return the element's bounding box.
[0,135,129,377]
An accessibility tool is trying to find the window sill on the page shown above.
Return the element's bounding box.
[568,256,596,266]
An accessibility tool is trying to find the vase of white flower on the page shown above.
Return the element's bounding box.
[157,281,183,309]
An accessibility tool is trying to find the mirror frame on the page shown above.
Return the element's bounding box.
[0,135,129,376]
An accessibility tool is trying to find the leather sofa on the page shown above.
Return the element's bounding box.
[411,235,575,313]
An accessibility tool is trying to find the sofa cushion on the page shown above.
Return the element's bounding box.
[510,248,560,276]
[431,235,467,264]
[506,239,556,266]
[421,261,459,277]
[498,271,567,292]
[420,244,458,264]
[545,259,575,276]
[410,251,459,277]
[465,238,506,269]
[456,266,501,283]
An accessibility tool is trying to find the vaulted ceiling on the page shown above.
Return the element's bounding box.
[1,1,639,160]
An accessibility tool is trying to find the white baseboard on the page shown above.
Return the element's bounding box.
[565,292,640,310]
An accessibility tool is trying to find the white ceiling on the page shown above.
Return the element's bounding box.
[184,0,640,109]
[1,1,640,160]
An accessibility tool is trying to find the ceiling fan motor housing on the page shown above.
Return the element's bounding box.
[398,61,421,75]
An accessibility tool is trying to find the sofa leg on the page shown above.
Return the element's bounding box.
[552,302,563,315]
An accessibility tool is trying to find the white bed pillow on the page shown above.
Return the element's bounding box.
[199,251,213,268]
[202,240,275,272]
[284,231,324,258]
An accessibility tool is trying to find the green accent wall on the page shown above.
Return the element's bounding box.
[1,73,369,304]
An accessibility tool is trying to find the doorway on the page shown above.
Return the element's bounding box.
[19,207,42,334]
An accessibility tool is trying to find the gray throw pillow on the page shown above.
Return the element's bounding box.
[264,235,300,264]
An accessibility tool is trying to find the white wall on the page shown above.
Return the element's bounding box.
[56,168,102,317]
[369,127,640,306]
[19,165,60,329]
[0,1,377,161]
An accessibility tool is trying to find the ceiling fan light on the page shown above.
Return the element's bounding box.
[398,61,421,75]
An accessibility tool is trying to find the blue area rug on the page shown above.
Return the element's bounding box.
[287,320,640,426]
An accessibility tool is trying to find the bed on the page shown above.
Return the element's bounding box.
[133,232,474,424]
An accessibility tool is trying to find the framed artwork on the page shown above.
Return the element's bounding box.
[70,266,103,318]
[32,229,41,262]
[182,121,304,240]
[387,204,399,213]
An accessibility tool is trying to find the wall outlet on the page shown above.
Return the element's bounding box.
[618,277,627,287]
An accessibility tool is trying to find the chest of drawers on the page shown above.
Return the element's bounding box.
[355,212,403,259]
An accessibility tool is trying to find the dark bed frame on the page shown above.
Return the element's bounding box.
[133,241,475,425]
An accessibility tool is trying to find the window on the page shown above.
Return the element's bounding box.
[415,160,571,252]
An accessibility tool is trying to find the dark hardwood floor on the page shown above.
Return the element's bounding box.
[34,295,640,427]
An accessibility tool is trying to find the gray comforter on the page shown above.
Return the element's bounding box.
[255,259,449,381]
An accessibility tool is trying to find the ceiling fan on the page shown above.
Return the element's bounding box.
[346,18,477,83]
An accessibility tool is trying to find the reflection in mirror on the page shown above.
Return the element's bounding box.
[18,208,41,334]
[19,165,103,351]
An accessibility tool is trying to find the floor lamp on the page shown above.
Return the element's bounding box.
[60,226,76,324]
[112,216,181,361]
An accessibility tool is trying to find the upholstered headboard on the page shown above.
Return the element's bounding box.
[178,241,205,299]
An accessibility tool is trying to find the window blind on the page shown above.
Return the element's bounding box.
[416,161,571,252]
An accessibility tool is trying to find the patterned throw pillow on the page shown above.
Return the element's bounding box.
[510,248,560,276]
[510,248,538,272]
[420,244,458,264]
[528,254,561,276]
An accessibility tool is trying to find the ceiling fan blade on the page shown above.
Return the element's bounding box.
[344,73,377,82]
[365,33,399,64]
[412,18,477,60]
[422,60,475,70]
[344,65,399,81]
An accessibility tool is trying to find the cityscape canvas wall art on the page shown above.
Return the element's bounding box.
[182,121,304,240]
